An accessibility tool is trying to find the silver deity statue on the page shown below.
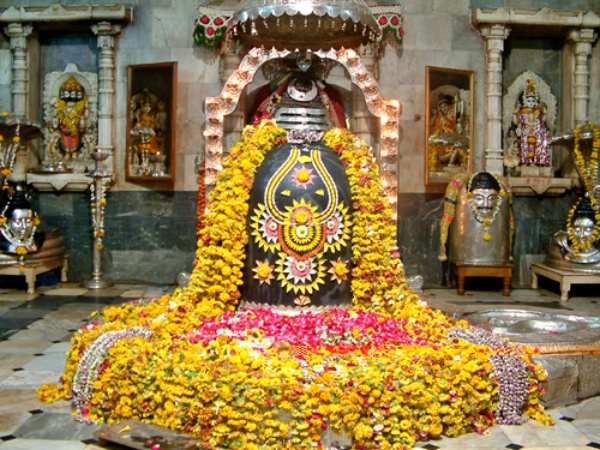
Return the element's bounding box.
[545,122,600,273]
[440,172,513,265]
[552,196,600,265]
[0,186,44,256]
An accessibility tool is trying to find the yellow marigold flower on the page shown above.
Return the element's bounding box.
[358,383,371,395]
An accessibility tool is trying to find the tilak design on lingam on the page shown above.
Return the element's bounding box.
[251,145,351,296]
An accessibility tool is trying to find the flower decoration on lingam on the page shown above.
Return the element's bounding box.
[38,122,552,450]
[246,140,353,304]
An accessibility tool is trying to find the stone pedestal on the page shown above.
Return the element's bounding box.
[531,262,600,301]
[0,230,68,294]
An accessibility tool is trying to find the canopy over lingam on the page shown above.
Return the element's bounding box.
[227,0,381,51]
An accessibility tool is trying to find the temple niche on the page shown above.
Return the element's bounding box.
[40,64,98,174]
[471,7,600,196]
[427,82,472,180]
[503,71,557,178]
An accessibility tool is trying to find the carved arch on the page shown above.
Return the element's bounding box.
[203,46,401,212]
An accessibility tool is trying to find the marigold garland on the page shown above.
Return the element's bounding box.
[37,120,552,450]
[572,122,600,205]
[566,122,600,254]
[565,196,600,254]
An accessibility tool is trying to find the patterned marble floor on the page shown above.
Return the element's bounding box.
[0,281,598,450]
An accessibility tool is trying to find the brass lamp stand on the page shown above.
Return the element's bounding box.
[82,148,113,289]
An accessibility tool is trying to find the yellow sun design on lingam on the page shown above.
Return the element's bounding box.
[328,257,349,284]
[292,166,315,189]
[252,259,275,285]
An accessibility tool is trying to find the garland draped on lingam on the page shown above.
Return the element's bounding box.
[38,121,551,450]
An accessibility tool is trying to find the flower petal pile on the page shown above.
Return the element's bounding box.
[37,120,552,450]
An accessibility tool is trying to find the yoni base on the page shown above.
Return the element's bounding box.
[450,262,513,296]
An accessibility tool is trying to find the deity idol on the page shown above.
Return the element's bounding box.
[553,196,600,264]
[50,76,89,159]
[512,79,550,166]
[428,93,468,173]
[545,122,600,270]
[0,187,44,256]
[440,172,512,264]
[130,88,165,171]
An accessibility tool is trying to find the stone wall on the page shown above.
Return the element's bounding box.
[0,0,598,288]
[29,190,575,287]
[32,191,198,285]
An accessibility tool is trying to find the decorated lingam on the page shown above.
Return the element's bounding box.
[0,114,45,270]
[37,1,552,449]
[0,184,45,268]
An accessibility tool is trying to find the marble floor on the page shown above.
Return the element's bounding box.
[0,280,599,450]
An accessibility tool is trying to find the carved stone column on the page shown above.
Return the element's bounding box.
[92,21,121,170]
[4,23,33,119]
[352,50,379,158]
[219,44,244,152]
[567,28,598,126]
[479,24,510,176]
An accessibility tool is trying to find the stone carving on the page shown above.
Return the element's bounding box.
[41,63,98,173]
[502,71,557,177]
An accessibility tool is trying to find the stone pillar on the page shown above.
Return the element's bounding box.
[219,45,244,152]
[352,51,379,158]
[91,21,121,171]
[479,24,510,175]
[567,28,598,126]
[4,23,33,119]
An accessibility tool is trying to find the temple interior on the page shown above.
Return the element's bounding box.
[0,0,600,449]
